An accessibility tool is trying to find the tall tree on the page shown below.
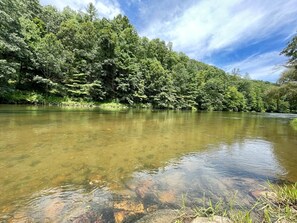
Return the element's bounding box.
[279,33,297,111]
[85,3,97,22]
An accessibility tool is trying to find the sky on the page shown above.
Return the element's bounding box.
[40,0,297,82]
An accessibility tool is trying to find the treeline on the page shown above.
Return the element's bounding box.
[0,0,296,112]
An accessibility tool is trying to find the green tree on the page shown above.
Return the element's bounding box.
[224,86,246,111]
[33,33,65,94]
[196,78,226,111]
[281,33,297,68]
[279,33,297,111]
[85,3,97,22]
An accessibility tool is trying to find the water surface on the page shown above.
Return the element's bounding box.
[0,105,296,222]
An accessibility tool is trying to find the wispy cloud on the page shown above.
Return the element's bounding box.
[140,0,297,59]
[40,0,122,19]
[223,51,287,82]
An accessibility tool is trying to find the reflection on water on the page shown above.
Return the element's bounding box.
[0,105,296,222]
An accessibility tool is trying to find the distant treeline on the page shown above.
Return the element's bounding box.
[0,0,296,112]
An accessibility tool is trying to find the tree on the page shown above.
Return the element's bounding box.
[85,3,97,22]
[224,86,246,111]
[0,0,41,96]
[40,6,64,34]
[196,78,226,111]
[0,0,290,111]
[279,33,297,111]
[281,33,297,68]
[33,33,65,94]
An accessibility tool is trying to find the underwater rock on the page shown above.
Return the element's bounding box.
[135,209,179,223]
[157,190,176,204]
[191,215,232,223]
[89,175,104,185]
[135,179,155,199]
[114,211,126,223]
[113,200,144,213]
[43,198,65,221]
[249,189,276,200]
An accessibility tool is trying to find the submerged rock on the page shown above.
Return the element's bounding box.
[135,209,179,223]
[114,211,126,223]
[43,197,65,221]
[157,190,176,204]
[249,189,276,201]
[113,200,145,223]
[113,200,144,213]
[191,215,232,223]
[134,179,155,199]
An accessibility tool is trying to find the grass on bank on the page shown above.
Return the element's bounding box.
[99,101,128,111]
[3,91,131,110]
[176,182,297,223]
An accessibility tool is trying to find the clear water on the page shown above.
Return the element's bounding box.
[0,105,296,222]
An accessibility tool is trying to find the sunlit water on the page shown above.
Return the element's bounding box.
[0,105,296,222]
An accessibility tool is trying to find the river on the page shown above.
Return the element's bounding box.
[0,105,296,222]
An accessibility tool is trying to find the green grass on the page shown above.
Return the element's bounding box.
[4,91,95,107]
[271,182,297,206]
[176,182,297,223]
[259,182,297,222]
[3,91,133,110]
[99,101,128,111]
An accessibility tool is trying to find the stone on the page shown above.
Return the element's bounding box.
[89,175,104,185]
[113,200,144,214]
[135,209,179,223]
[146,204,158,213]
[44,198,65,220]
[191,216,232,223]
[249,190,276,201]
[135,180,155,199]
[114,211,126,223]
[157,191,176,204]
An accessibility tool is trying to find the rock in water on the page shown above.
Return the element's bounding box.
[135,209,179,223]
[113,200,145,223]
[157,190,176,204]
[113,200,144,213]
[191,215,232,223]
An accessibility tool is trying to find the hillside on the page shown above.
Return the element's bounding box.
[0,1,295,112]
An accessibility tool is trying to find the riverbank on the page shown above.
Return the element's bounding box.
[1,91,133,111]
[2,90,296,113]
[175,182,297,223]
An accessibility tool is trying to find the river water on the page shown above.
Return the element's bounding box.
[0,105,296,222]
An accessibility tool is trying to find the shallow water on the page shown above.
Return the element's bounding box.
[0,105,296,222]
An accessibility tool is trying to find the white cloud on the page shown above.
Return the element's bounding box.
[39,0,297,82]
[140,0,297,59]
[95,0,122,18]
[40,0,123,19]
[223,51,287,82]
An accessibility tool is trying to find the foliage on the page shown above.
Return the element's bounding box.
[0,1,296,112]
[99,101,128,111]
[278,34,297,112]
[281,33,297,67]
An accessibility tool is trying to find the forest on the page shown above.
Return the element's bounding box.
[0,0,296,112]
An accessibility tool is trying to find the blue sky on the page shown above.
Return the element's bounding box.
[40,0,297,82]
